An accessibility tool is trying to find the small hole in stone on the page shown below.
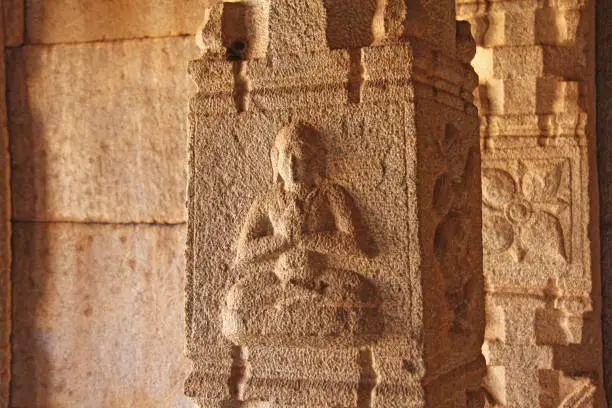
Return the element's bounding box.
[226,41,247,61]
[232,41,246,51]
[403,359,417,373]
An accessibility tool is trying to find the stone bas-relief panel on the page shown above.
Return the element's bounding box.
[432,124,482,335]
[223,122,383,349]
[484,159,571,264]
[482,138,589,290]
[186,104,420,408]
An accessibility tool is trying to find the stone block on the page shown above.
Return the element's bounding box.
[482,137,590,292]
[26,0,204,44]
[493,46,544,79]
[10,222,195,408]
[8,37,198,223]
[504,7,535,46]
[3,0,24,46]
[502,77,537,114]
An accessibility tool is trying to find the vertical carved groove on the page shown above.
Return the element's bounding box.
[232,60,251,113]
[357,347,379,408]
[228,345,251,401]
[348,48,367,104]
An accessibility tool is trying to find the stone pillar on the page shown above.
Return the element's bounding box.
[597,0,612,400]
[185,1,485,407]
[457,0,607,406]
[0,0,10,405]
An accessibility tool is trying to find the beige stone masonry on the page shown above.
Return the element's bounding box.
[25,0,205,44]
[597,0,612,398]
[457,0,606,406]
[10,223,194,408]
[8,37,197,223]
[5,2,203,408]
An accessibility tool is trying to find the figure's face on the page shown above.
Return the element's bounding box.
[276,139,311,186]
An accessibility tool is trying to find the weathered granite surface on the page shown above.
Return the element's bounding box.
[186,1,485,407]
[6,6,201,407]
[597,0,612,398]
[10,223,194,408]
[25,0,204,44]
[457,0,606,405]
[8,37,197,223]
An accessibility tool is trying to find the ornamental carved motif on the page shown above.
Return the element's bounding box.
[483,160,570,263]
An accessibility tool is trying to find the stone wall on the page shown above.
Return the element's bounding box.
[3,1,202,406]
[457,0,606,406]
[596,0,612,399]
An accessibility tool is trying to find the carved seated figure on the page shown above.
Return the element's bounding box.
[222,122,382,348]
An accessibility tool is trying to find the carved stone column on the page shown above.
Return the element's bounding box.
[598,0,612,400]
[185,1,485,407]
[457,0,607,406]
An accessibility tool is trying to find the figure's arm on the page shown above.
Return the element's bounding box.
[301,185,363,256]
[235,197,290,265]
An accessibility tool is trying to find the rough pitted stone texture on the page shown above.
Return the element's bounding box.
[8,37,197,223]
[597,0,612,398]
[3,0,23,46]
[457,0,606,406]
[26,0,205,44]
[603,227,612,400]
[186,1,485,407]
[10,223,195,408]
[0,3,10,405]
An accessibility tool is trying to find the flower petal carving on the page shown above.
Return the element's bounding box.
[521,161,565,202]
[482,168,517,209]
[520,211,568,261]
[483,213,514,253]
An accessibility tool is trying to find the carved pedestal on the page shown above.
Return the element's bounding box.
[185,1,485,407]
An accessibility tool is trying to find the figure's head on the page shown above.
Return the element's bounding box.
[271,122,326,186]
